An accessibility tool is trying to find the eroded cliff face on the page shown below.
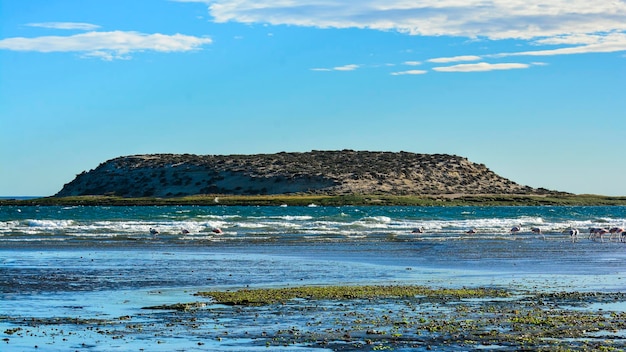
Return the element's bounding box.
[55,150,552,197]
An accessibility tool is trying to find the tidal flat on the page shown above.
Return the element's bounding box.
[2,205,626,350]
[4,285,626,351]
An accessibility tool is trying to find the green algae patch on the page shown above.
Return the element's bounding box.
[190,286,626,350]
[196,285,509,306]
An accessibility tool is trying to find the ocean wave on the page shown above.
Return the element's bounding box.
[26,219,75,228]
[1,206,625,244]
[360,216,392,223]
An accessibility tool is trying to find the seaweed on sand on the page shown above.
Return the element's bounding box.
[195,285,510,306]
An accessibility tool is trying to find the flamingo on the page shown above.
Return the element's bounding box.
[589,228,609,242]
[609,227,624,241]
[531,227,545,240]
[566,228,579,242]
[598,228,610,241]
[510,224,522,234]
[588,227,602,240]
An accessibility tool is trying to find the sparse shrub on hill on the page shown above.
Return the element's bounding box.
[54,150,560,198]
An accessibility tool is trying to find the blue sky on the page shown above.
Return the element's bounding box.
[1,0,625,196]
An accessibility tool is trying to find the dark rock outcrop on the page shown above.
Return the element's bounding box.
[55,150,556,197]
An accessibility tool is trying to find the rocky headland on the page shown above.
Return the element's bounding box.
[55,150,558,198]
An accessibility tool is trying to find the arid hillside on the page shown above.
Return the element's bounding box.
[55,150,557,197]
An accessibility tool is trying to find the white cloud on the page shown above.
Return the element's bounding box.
[27,22,101,31]
[201,0,626,43]
[534,34,608,46]
[310,64,360,71]
[433,62,529,72]
[175,0,626,71]
[80,50,131,61]
[186,0,626,63]
[334,64,359,71]
[428,55,481,63]
[189,0,626,76]
[403,61,421,66]
[0,31,213,60]
[493,33,626,57]
[391,69,427,75]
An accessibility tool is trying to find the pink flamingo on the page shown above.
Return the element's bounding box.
[589,228,610,242]
[510,224,522,234]
[588,227,602,239]
[531,227,545,239]
[565,228,579,242]
[609,227,624,241]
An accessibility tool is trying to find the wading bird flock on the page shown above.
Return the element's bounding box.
[148,226,223,236]
[151,224,625,242]
[409,225,626,242]
[587,226,625,242]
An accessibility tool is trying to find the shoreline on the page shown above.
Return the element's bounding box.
[4,205,626,350]
[5,282,626,351]
[2,193,626,206]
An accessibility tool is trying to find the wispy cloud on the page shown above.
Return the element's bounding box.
[311,64,359,71]
[493,33,626,57]
[334,64,358,71]
[0,31,213,60]
[428,55,481,63]
[433,62,530,72]
[403,61,421,66]
[391,69,427,76]
[80,50,131,61]
[26,22,101,31]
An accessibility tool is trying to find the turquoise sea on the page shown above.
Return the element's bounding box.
[2,205,626,351]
